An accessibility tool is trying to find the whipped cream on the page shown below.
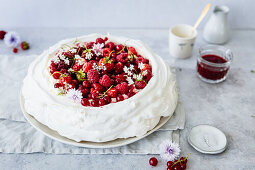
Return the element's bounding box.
[22,34,178,142]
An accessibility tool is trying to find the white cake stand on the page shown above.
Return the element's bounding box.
[20,93,174,148]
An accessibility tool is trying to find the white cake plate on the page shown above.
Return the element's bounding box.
[20,93,173,148]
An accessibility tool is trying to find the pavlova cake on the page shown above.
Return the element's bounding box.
[21,34,178,142]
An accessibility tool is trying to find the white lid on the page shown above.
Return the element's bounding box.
[188,124,227,154]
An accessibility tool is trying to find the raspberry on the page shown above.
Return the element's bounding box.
[128,47,137,55]
[135,81,147,89]
[20,41,30,50]
[0,30,6,40]
[114,62,124,74]
[116,53,128,63]
[81,98,90,106]
[82,62,93,73]
[99,75,112,87]
[96,38,105,44]
[72,64,82,71]
[85,42,94,49]
[142,70,152,82]
[13,48,18,53]
[87,69,100,83]
[115,74,125,84]
[116,82,128,94]
[107,88,118,98]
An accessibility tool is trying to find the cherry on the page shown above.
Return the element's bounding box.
[81,98,90,106]
[116,95,124,102]
[115,44,123,52]
[105,42,115,50]
[103,96,111,104]
[91,99,99,107]
[82,80,91,88]
[81,88,89,96]
[99,99,106,106]
[149,157,158,167]
[87,94,92,99]
[103,48,111,57]
[91,93,98,99]
[107,88,118,98]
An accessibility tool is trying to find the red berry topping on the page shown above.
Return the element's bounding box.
[99,75,112,87]
[103,48,111,57]
[60,69,67,73]
[81,98,90,106]
[115,74,125,84]
[52,72,61,79]
[91,99,99,107]
[103,95,111,104]
[128,46,137,55]
[0,30,6,40]
[20,41,30,50]
[13,48,18,53]
[107,88,118,98]
[105,42,115,50]
[82,80,91,88]
[114,62,124,74]
[99,99,106,106]
[80,88,89,96]
[91,92,99,99]
[142,70,152,82]
[96,38,105,44]
[116,95,124,102]
[135,81,147,89]
[82,62,93,73]
[149,157,158,167]
[116,53,128,63]
[92,83,103,92]
[167,161,174,167]
[116,82,128,94]
[115,44,123,52]
[87,69,100,83]
[54,83,62,88]
[72,64,82,71]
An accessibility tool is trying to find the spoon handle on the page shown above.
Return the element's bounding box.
[193,4,211,30]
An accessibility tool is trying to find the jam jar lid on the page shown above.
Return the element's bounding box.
[188,124,227,154]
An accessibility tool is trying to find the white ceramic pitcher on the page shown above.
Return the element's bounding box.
[203,5,230,44]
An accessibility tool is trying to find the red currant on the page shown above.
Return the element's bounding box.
[149,157,158,167]
[91,99,99,107]
[167,161,174,167]
[82,80,91,88]
[99,99,106,106]
[81,98,90,106]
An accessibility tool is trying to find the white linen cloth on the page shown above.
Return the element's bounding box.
[0,55,185,154]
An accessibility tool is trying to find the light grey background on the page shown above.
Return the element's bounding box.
[0,0,253,29]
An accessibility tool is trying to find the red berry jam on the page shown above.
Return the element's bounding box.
[197,46,233,83]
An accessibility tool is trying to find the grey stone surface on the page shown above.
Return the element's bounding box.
[0,28,254,170]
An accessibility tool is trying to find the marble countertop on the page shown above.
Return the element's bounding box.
[0,28,254,170]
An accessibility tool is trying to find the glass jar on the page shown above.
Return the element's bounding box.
[197,45,233,83]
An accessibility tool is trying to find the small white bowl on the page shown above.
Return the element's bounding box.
[188,124,227,154]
